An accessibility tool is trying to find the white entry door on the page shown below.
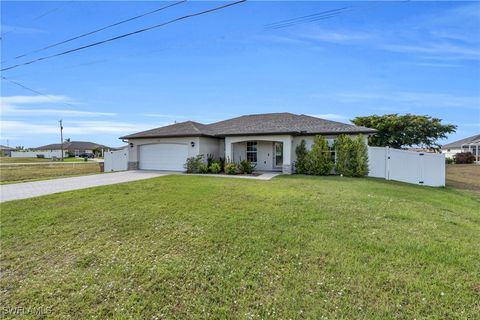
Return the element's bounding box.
[139,144,188,171]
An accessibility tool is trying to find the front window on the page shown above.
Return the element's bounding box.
[246,141,257,163]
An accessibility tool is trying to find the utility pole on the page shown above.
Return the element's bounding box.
[59,120,64,161]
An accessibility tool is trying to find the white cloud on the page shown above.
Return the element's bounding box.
[0,95,116,117]
[309,113,349,121]
[0,120,162,137]
[333,91,480,109]
[1,95,71,105]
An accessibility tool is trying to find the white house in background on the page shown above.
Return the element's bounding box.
[120,113,377,174]
[441,134,480,162]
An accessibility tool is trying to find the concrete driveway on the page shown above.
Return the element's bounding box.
[0,171,170,202]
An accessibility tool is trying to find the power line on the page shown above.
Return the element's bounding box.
[264,7,351,28]
[5,1,186,62]
[264,7,352,30]
[0,2,68,40]
[1,0,246,72]
[1,76,78,109]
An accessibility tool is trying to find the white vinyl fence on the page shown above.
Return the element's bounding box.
[104,149,128,172]
[368,147,445,187]
[11,150,66,158]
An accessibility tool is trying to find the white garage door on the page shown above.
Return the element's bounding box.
[139,144,188,171]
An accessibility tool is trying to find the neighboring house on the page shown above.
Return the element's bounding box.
[33,141,112,157]
[0,145,15,157]
[120,113,376,173]
[441,134,480,162]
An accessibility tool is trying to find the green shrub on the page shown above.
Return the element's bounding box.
[206,153,215,167]
[333,134,369,177]
[295,139,308,174]
[445,157,454,165]
[304,136,333,175]
[333,134,353,176]
[209,162,221,174]
[184,155,205,173]
[224,162,237,175]
[198,163,209,174]
[238,159,255,174]
[454,152,475,164]
[349,135,369,177]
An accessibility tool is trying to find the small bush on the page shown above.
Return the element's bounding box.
[206,153,215,167]
[304,136,333,175]
[333,134,369,177]
[454,152,475,164]
[445,157,454,165]
[295,139,308,174]
[184,155,205,173]
[209,162,221,174]
[333,134,353,176]
[224,162,237,175]
[238,159,255,174]
[198,163,209,173]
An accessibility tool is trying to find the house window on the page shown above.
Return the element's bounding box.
[246,141,257,163]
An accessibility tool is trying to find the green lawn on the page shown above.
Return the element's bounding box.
[0,157,51,163]
[0,157,90,163]
[0,162,101,184]
[1,176,479,319]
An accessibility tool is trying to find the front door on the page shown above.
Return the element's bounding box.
[274,142,283,169]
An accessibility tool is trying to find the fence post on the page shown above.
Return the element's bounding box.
[385,146,390,180]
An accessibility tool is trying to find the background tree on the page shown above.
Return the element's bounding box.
[352,114,456,151]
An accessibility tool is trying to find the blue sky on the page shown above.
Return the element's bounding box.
[1,1,479,148]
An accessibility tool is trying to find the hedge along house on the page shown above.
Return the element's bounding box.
[120,113,377,174]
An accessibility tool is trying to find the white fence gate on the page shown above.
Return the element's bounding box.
[104,149,128,172]
[368,146,445,187]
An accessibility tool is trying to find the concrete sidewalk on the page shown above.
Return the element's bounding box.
[0,171,169,202]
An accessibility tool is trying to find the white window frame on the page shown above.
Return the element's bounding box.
[246,141,257,163]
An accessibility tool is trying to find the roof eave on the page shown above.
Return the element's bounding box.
[120,133,218,140]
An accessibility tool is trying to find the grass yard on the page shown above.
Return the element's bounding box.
[0,157,51,163]
[0,157,88,163]
[0,162,101,184]
[1,175,479,319]
[446,164,480,192]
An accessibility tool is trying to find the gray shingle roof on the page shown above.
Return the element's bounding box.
[121,113,377,139]
[442,134,480,148]
[33,141,111,151]
[121,121,217,139]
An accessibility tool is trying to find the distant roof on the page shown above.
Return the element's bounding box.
[0,145,15,150]
[33,141,111,151]
[442,134,480,149]
[121,113,376,139]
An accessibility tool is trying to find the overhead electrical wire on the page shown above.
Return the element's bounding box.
[5,0,187,62]
[1,0,246,72]
[264,6,352,30]
[1,76,79,109]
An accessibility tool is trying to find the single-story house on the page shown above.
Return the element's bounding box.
[120,113,377,173]
[0,145,15,157]
[441,134,480,162]
[33,141,112,157]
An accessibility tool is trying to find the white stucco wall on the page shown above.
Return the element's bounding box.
[441,148,461,159]
[199,137,222,160]
[232,141,279,171]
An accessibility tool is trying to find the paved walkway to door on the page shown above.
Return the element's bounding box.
[0,171,169,202]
